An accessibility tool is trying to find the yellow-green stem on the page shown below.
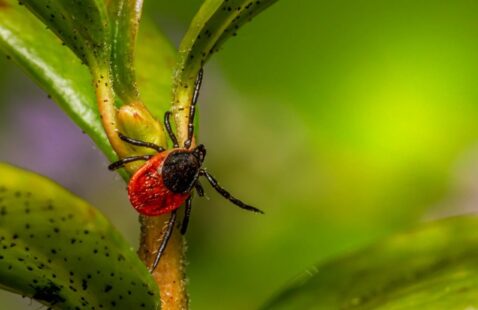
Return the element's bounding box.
[94,66,188,310]
[138,216,188,310]
[94,67,129,159]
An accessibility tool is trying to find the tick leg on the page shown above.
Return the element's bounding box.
[184,69,204,149]
[151,210,178,272]
[164,111,179,148]
[118,133,165,153]
[108,155,153,170]
[200,169,264,214]
[195,181,205,197]
[180,196,193,235]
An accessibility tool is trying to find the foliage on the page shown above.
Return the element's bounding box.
[0,163,159,309]
[1,0,478,309]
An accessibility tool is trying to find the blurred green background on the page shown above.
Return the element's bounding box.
[2,0,478,308]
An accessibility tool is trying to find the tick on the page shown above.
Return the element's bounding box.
[109,69,263,271]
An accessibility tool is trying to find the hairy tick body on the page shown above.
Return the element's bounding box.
[109,69,263,272]
[128,147,205,216]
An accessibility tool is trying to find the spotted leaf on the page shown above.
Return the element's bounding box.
[19,0,110,68]
[172,0,278,141]
[0,0,115,162]
[0,0,175,162]
[0,163,159,309]
[108,0,142,103]
[263,216,478,309]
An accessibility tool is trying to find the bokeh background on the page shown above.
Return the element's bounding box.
[2,0,478,308]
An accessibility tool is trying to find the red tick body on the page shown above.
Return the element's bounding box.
[108,69,263,272]
[128,150,188,216]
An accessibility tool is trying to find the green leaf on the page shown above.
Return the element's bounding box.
[107,0,176,109]
[108,0,143,103]
[169,0,277,144]
[174,0,278,92]
[0,0,115,161]
[0,163,159,309]
[20,0,110,68]
[0,1,175,162]
[263,216,478,309]
[135,17,176,120]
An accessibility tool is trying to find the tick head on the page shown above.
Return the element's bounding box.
[192,144,206,163]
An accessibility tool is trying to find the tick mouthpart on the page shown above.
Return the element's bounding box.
[193,144,206,162]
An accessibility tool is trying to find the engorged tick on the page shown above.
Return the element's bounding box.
[108,69,263,272]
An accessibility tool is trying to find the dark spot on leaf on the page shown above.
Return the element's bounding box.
[104,285,112,293]
[32,281,65,305]
[82,279,88,290]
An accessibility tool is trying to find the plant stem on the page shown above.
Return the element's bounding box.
[138,216,188,310]
[143,86,196,309]
[94,66,130,159]
[94,65,189,309]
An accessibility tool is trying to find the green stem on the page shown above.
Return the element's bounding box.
[94,65,189,309]
[93,66,130,160]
